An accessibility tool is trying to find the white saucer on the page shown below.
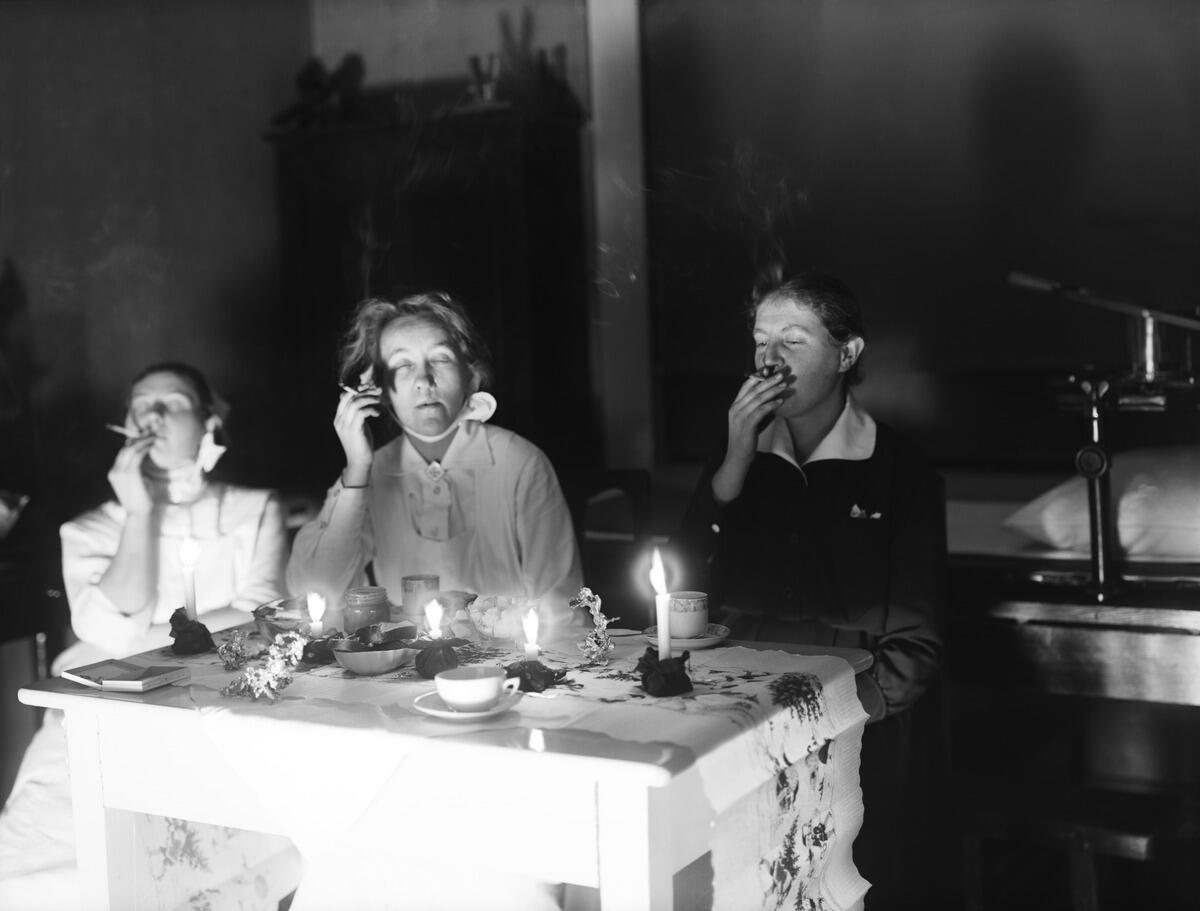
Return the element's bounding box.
[606,628,641,638]
[641,623,731,650]
[411,690,522,721]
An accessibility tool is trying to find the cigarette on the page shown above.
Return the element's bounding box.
[105,423,137,438]
[340,382,379,395]
[745,366,781,380]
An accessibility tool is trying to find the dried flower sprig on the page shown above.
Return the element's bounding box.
[222,631,306,701]
[573,587,619,665]
[217,629,252,671]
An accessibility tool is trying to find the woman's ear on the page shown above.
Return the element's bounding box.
[839,337,865,373]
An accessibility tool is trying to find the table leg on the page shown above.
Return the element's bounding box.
[65,711,137,911]
[596,782,673,911]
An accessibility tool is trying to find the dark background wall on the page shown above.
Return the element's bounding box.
[0,0,311,521]
[3,0,1199,509]
[643,0,1200,468]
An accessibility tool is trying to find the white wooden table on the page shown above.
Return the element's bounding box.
[20,634,871,911]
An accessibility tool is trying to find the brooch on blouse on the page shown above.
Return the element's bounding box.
[425,461,446,483]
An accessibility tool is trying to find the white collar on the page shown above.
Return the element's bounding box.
[756,393,876,469]
[386,419,495,476]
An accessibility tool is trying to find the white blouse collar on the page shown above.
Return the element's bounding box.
[756,393,876,469]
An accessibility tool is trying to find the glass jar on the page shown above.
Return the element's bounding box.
[343,586,391,634]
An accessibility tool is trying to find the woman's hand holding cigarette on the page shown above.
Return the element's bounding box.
[711,366,789,503]
[335,369,382,487]
[107,432,156,515]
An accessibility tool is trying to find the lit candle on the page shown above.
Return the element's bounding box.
[306,592,327,637]
[424,599,444,639]
[649,547,670,659]
[179,537,201,621]
[522,607,539,661]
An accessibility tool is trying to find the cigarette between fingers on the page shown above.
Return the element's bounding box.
[105,423,137,438]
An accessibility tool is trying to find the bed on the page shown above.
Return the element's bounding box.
[944,466,1200,707]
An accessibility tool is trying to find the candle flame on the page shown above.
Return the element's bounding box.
[306,592,327,623]
[522,607,539,648]
[179,537,201,569]
[649,547,667,596]
[424,599,444,638]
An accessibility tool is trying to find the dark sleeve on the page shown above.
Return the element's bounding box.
[857,455,945,721]
[669,450,728,601]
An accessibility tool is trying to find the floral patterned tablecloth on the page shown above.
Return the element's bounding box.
[131,630,870,911]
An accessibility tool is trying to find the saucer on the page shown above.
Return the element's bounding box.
[412,690,522,721]
[641,623,730,650]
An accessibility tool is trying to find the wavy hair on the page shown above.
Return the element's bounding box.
[338,291,494,391]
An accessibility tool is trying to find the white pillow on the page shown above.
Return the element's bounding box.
[1003,446,1200,559]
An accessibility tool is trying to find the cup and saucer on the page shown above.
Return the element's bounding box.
[412,666,522,721]
[642,591,730,650]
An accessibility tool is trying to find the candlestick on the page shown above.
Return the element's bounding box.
[424,599,444,638]
[306,592,327,637]
[179,537,201,621]
[522,607,539,661]
[649,547,670,658]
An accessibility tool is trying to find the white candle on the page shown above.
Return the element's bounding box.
[307,592,327,637]
[522,607,539,661]
[179,537,201,621]
[424,599,444,638]
[649,548,670,659]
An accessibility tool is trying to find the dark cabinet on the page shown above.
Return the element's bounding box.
[270,107,595,491]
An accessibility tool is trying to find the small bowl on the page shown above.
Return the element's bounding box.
[331,641,415,676]
[253,597,309,640]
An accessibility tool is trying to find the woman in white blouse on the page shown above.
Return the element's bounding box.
[59,362,288,664]
[287,291,582,628]
[0,362,297,911]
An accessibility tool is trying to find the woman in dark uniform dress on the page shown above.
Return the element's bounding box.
[673,272,945,909]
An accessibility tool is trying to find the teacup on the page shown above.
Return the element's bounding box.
[668,591,709,639]
[434,666,520,712]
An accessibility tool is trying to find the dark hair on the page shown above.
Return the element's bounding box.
[129,361,228,421]
[338,291,494,391]
[747,271,868,386]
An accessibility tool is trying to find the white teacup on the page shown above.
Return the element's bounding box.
[669,591,709,639]
[434,666,520,712]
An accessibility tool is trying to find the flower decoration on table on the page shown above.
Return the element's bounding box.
[301,629,346,665]
[635,647,693,697]
[502,606,570,692]
[222,631,307,701]
[572,587,619,666]
[216,628,254,671]
[168,606,215,655]
[411,600,470,678]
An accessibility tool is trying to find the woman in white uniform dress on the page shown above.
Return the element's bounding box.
[0,362,300,911]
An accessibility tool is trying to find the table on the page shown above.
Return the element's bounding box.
[20,629,872,911]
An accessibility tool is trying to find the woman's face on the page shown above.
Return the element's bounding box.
[127,371,212,470]
[752,294,859,420]
[379,317,475,436]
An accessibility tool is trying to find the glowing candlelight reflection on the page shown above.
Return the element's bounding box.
[650,548,670,659]
[179,537,201,621]
[424,599,444,639]
[522,608,539,661]
[307,592,327,637]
